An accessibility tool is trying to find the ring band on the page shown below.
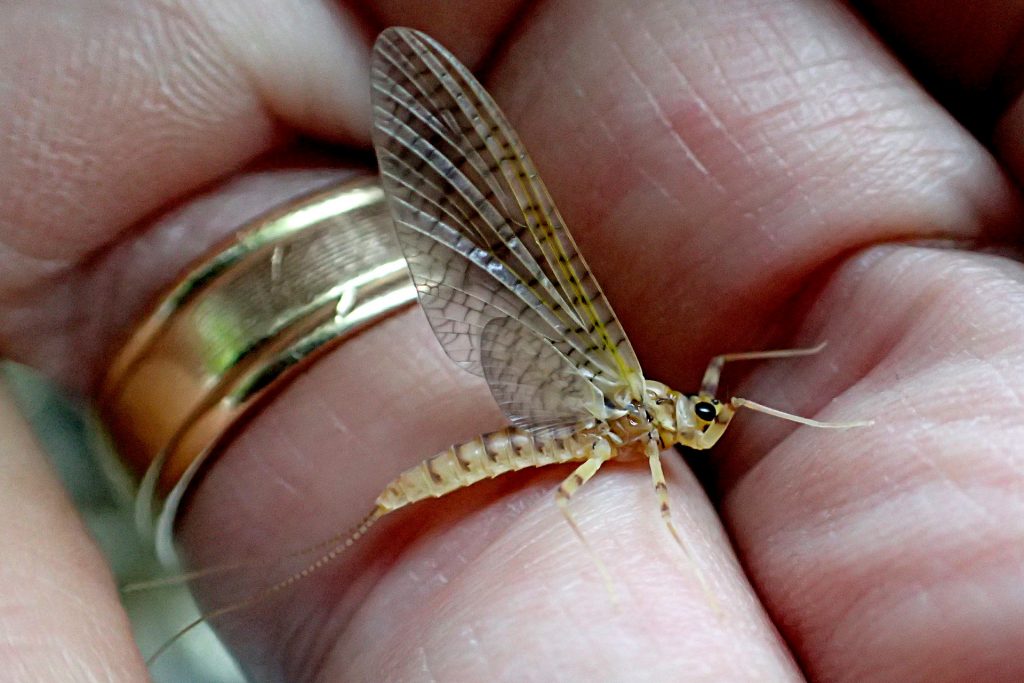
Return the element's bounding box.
[97,174,415,563]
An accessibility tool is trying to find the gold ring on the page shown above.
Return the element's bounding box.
[96,174,415,563]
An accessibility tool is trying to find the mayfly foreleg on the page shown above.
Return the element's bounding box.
[730,397,872,428]
[700,341,828,395]
[696,343,872,429]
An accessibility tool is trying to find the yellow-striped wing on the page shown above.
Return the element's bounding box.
[371,27,645,432]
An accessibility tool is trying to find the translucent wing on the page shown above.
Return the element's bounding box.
[371,27,645,403]
[371,27,645,432]
[481,316,606,439]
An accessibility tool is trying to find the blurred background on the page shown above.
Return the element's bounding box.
[3,362,245,683]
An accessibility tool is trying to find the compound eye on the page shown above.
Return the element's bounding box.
[694,401,717,422]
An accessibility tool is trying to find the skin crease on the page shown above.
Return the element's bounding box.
[3,0,1024,681]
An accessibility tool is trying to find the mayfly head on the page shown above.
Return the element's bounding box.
[679,393,736,450]
[644,381,736,450]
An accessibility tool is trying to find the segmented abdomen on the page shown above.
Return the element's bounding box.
[375,427,605,513]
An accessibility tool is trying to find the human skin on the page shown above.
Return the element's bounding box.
[3,0,1024,681]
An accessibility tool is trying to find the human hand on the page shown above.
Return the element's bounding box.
[3,1,1023,681]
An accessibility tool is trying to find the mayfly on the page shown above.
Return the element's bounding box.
[146,26,868,662]
[365,25,866,566]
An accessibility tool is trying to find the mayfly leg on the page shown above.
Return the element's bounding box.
[645,440,719,613]
[700,342,828,395]
[554,439,617,599]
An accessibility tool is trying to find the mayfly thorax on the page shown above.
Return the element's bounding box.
[143,26,870,664]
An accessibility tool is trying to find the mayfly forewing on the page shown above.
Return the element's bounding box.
[397,30,647,402]
[371,27,643,404]
[372,30,569,376]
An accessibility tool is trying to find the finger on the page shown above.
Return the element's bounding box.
[0,382,148,680]
[725,245,1024,681]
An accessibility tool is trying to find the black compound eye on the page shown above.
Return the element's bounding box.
[694,401,717,422]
